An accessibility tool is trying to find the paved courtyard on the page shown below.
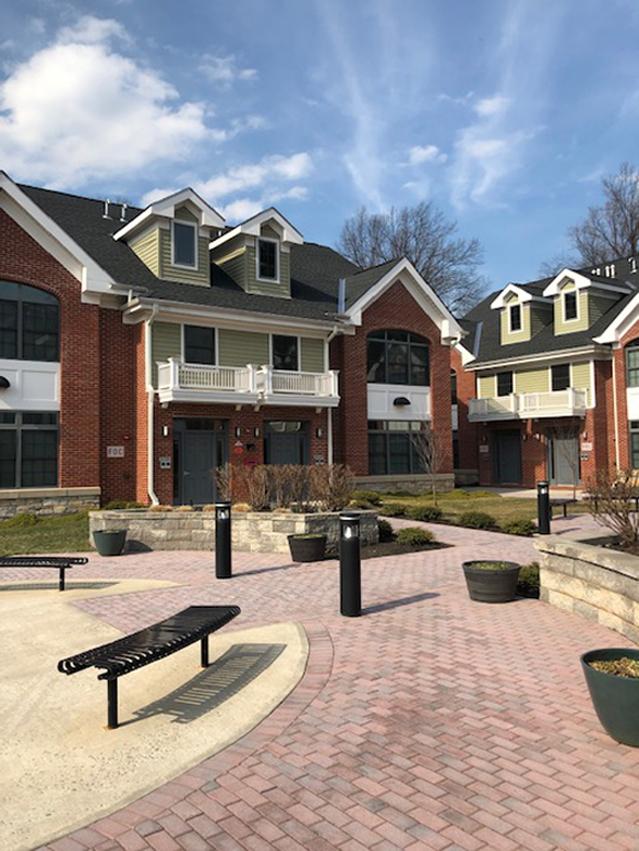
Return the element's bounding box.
[4,521,639,850]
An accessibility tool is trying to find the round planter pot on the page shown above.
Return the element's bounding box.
[462,561,521,603]
[288,534,327,563]
[93,529,127,557]
[581,648,639,747]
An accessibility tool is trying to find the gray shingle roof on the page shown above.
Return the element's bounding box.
[18,184,394,322]
[463,269,639,365]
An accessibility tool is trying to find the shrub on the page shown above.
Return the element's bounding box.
[149,504,172,512]
[396,527,435,547]
[458,510,496,530]
[407,505,443,522]
[352,490,382,506]
[517,562,540,598]
[349,497,375,509]
[586,468,639,553]
[379,502,406,517]
[103,500,144,510]
[233,502,251,512]
[175,505,194,512]
[1,512,38,528]
[500,518,535,537]
[310,464,354,512]
[377,518,396,543]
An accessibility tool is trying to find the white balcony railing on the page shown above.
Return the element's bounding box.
[156,358,339,406]
[468,388,588,421]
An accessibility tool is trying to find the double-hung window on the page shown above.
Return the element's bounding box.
[0,412,58,488]
[272,335,298,371]
[184,325,215,365]
[509,303,522,332]
[551,363,571,392]
[257,239,278,281]
[626,342,639,387]
[563,291,578,322]
[172,221,197,268]
[496,371,513,397]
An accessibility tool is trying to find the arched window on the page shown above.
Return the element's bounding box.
[0,282,59,362]
[626,340,639,388]
[367,330,429,386]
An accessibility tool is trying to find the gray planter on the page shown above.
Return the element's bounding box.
[93,529,127,557]
[288,534,327,562]
[581,648,639,747]
[462,561,521,603]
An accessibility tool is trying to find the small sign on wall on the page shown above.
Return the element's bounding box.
[581,442,593,452]
[106,445,125,458]
[159,456,171,470]
[479,445,489,454]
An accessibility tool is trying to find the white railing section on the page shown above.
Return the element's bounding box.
[256,366,339,398]
[157,359,339,401]
[469,388,588,420]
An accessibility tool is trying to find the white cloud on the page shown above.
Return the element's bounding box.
[0,17,216,188]
[199,54,257,85]
[219,198,264,221]
[474,95,510,117]
[407,144,447,165]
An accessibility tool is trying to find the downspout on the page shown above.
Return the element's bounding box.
[145,305,159,505]
[612,347,621,470]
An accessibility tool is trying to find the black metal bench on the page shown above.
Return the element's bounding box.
[549,498,577,519]
[58,605,241,728]
[0,556,88,591]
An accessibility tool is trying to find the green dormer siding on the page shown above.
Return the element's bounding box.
[554,283,589,334]
[129,227,160,277]
[499,294,531,345]
[212,230,292,298]
[158,228,210,286]
[245,242,291,298]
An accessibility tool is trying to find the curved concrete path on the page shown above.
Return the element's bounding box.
[2,529,639,851]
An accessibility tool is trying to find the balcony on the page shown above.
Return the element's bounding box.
[157,359,260,404]
[256,366,340,407]
[468,388,588,422]
[157,359,339,407]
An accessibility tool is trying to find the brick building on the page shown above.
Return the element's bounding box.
[0,172,463,513]
[453,259,639,488]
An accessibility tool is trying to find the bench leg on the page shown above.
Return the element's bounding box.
[107,679,118,729]
[563,504,567,518]
[201,636,209,668]
[59,567,66,592]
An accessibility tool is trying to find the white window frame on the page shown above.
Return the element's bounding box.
[171,220,198,270]
[256,237,280,283]
[270,333,300,372]
[181,323,218,366]
[508,302,522,333]
[562,289,580,324]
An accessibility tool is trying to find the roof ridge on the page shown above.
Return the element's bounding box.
[18,182,142,212]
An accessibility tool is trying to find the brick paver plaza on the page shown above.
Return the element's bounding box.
[8,522,639,851]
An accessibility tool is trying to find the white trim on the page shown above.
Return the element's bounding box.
[490,283,545,309]
[562,289,580,324]
[508,302,522,333]
[455,342,476,365]
[543,269,592,297]
[210,207,303,250]
[343,258,464,342]
[256,236,280,284]
[466,344,610,371]
[171,219,198,270]
[114,187,224,241]
[594,291,639,343]
[0,171,116,294]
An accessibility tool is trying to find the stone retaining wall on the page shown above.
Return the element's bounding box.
[90,509,379,554]
[353,473,455,495]
[534,535,639,644]
[0,487,101,519]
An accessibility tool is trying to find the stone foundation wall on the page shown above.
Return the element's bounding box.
[0,487,101,519]
[90,509,379,554]
[353,473,455,495]
[534,535,639,644]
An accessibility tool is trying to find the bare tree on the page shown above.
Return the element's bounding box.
[566,162,639,267]
[337,203,486,313]
[586,469,639,554]
[411,424,445,505]
[538,252,581,278]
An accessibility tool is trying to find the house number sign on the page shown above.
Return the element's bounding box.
[106,446,125,458]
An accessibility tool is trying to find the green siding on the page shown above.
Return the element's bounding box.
[514,367,548,394]
[158,228,210,286]
[129,227,160,276]
[500,297,531,345]
[174,205,198,223]
[218,329,269,367]
[554,284,589,334]
[590,293,614,325]
[215,241,247,289]
[571,361,592,405]
[530,303,552,335]
[245,243,291,298]
[301,338,325,372]
[151,322,181,386]
[478,374,496,398]
[260,224,280,240]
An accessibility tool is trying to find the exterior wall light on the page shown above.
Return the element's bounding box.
[393,396,410,407]
[0,376,10,389]
[254,427,260,437]
[316,427,324,438]
[235,426,242,438]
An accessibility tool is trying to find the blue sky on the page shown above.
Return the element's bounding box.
[2,0,639,298]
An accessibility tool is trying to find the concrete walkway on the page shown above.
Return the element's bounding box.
[3,526,639,851]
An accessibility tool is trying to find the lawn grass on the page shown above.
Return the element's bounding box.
[0,512,91,555]
[379,488,586,526]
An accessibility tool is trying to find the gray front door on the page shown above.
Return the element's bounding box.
[264,421,309,465]
[182,431,215,505]
[549,432,580,486]
[494,430,522,484]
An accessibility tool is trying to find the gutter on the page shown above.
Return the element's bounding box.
[145,304,159,505]
[467,344,610,371]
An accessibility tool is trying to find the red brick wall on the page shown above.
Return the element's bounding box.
[451,347,477,471]
[0,208,102,489]
[330,280,453,476]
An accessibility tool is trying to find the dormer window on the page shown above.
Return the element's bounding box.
[563,291,578,322]
[257,238,279,282]
[509,303,522,332]
[172,220,197,268]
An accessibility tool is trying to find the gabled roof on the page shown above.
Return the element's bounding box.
[210,207,304,250]
[490,282,548,309]
[113,187,225,241]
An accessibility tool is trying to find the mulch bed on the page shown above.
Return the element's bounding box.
[360,541,449,560]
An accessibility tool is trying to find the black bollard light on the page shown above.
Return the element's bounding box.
[339,511,361,617]
[537,480,551,535]
[215,501,232,579]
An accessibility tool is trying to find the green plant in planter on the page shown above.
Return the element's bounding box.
[468,560,513,570]
[290,533,325,540]
[395,527,434,547]
[581,648,639,746]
